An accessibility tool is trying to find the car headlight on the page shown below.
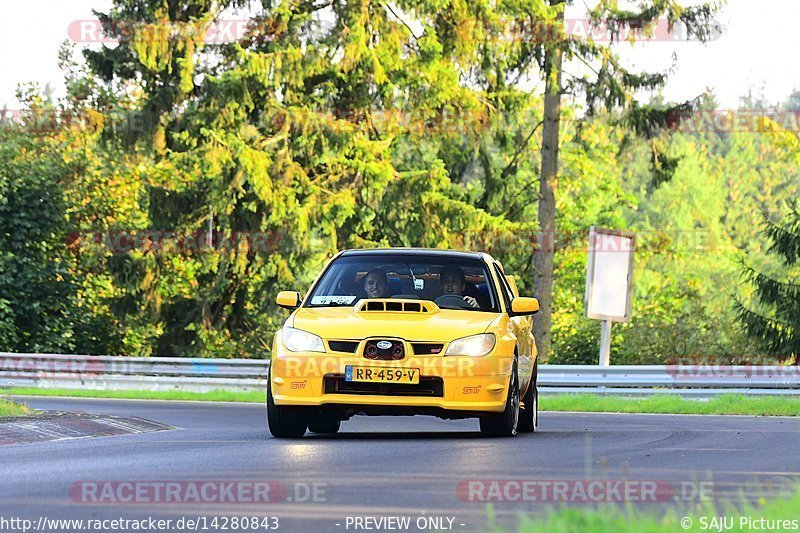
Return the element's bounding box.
[282,327,325,353]
[444,333,496,357]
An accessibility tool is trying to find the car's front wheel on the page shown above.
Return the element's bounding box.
[307,414,341,434]
[480,361,519,437]
[518,361,538,433]
[267,375,309,438]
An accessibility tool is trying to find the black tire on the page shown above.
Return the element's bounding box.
[518,361,538,433]
[480,361,520,437]
[266,376,308,438]
[307,415,341,434]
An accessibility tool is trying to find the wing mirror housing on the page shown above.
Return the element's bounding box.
[510,297,539,316]
[276,291,302,310]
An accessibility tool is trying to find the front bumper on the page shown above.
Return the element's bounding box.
[270,337,514,413]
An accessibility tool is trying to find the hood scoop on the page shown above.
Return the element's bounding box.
[356,299,439,314]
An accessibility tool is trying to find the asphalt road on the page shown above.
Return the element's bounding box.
[2,397,800,533]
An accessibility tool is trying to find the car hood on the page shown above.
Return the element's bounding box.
[289,306,499,342]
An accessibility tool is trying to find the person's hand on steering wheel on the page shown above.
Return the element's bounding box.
[435,294,479,309]
[463,296,479,308]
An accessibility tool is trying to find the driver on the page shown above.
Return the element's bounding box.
[439,266,479,308]
[363,269,390,299]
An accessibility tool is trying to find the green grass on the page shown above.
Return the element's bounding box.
[0,397,32,417]
[508,486,800,533]
[4,387,800,416]
[3,387,265,403]
[541,393,800,416]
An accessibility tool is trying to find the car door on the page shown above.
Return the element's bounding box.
[494,262,536,392]
[491,262,535,391]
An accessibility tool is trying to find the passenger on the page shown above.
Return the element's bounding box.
[363,269,390,299]
[439,266,479,308]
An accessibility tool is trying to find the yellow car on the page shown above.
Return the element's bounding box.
[268,249,540,438]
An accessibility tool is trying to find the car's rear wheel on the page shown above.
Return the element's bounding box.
[480,361,519,437]
[518,361,538,433]
[267,375,308,438]
[307,414,341,434]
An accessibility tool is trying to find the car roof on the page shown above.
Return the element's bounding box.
[339,248,493,262]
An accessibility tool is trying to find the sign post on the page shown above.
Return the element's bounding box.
[599,319,612,367]
[584,227,635,367]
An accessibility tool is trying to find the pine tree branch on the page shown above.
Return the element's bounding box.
[764,202,800,266]
[736,300,798,360]
[743,266,800,324]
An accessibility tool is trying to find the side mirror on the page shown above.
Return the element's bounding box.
[276,291,302,310]
[510,297,539,316]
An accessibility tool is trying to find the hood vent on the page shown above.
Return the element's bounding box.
[357,299,437,313]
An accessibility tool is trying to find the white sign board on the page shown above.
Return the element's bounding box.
[585,227,635,323]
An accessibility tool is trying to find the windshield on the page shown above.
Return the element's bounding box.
[305,254,500,312]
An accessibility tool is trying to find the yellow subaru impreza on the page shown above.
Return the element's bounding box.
[267,249,540,438]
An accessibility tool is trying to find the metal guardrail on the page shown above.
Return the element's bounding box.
[537,364,800,397]
[0,353,268,393]
[2,353,800,396]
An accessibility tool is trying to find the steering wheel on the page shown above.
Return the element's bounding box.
[434,294,471,309]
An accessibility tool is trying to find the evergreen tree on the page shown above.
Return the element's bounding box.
[78,0,529,356]
[738,202,800,361]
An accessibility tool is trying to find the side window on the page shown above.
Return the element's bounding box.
[492,264,514,312]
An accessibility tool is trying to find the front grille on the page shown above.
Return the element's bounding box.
[412,343,444,355]
[363,339,405,360]
[328,340,359,353]
[323,375,444,397]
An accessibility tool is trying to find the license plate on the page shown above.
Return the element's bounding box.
[345,366,420,384]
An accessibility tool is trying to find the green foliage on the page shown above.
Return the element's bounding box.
[2,0,794,365]
[549,109,800,364]
[64,0,547,357]
[0,126,75,352]
[0,398,31,417]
